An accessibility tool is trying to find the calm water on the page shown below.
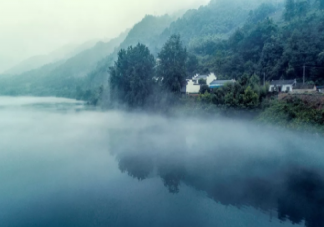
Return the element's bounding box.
[1,96,323,227]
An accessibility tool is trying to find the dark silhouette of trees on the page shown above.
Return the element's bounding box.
[109,43,155,108]
[157,35,187,93]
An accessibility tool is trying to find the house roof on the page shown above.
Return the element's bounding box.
[193,75,209,80]
[294,83,316,89]
[270,80,296,86]
[210,80,235,86]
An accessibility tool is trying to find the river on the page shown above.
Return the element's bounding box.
[1,96,323,227]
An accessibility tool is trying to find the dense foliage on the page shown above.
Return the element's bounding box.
[258,95,324,133]
[157,35,187,93]
[109,44,155,108]
[201,74,268,109]
[108,36,189,109]
[160,0,252,46]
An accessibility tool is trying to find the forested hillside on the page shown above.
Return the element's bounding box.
[160,0,255,46]
[193,0,324,85]
[117,15,175,55]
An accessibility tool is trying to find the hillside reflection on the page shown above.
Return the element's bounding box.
[109,122,324,227]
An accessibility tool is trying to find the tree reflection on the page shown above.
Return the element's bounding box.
[118,154,154,180]
[158,159,186,193]
[109,127,324,227]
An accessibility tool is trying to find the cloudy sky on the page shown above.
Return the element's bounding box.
[0,0,209,72]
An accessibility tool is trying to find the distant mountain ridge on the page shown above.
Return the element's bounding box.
[4,40,99,75]
[0,30,129,97]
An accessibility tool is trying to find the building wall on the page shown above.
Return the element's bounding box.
[282,85,293,92]
[192,73,217,86]
[186,80,200,94]
[206,73,217,85]
[269,85,293,92]
[269,85,275,92]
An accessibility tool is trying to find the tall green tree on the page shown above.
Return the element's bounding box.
[157,35,187,93]
[186,54,199,76]
[109,43,155,108]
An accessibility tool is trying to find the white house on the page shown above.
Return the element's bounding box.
[183,79,200,94]
[269,79,318,93]
[269,80,296,92]
[183,73,217,94]
[191,73,217,85]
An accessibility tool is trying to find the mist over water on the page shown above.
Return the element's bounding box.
[1,97,323,227]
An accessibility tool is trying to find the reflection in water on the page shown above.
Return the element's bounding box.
[111,121,324,227]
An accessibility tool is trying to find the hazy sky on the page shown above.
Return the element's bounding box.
[0,0,209,72]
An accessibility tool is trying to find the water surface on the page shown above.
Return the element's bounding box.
[1,96,323,227]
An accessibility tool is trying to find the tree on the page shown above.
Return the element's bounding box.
[247,3,276,24]
[199,85,210,94]
[157,35,187,93]
[198,79,207,85]
[317,0,324,10]
[186,54,199,76]
[109,43,155,108]
[242,86,259,108]
[295,0,310,17]
[284,0,296,21]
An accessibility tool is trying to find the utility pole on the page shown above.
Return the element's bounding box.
[303,64,306,85]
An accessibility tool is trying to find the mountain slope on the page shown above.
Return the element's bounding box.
[4,40,98,75]
[117,15,175,55]
[0,30,128,97]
